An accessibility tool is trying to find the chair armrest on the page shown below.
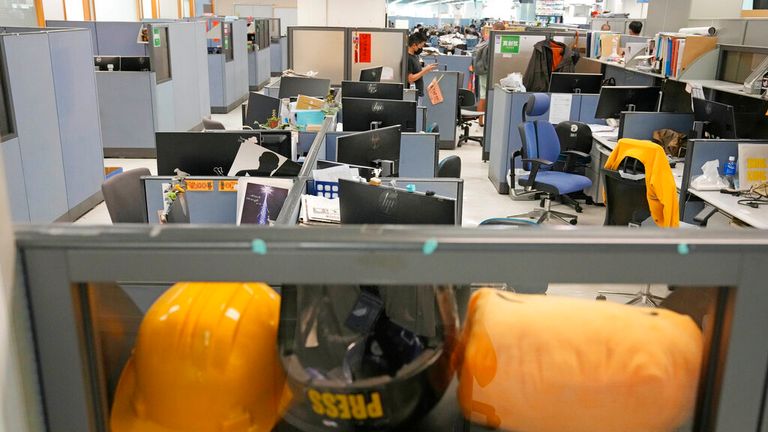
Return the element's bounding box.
[562,150,589,158]
[520,158,553,186]
[522,158,554,167]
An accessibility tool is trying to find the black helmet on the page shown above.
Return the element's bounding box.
[277,285,459,431]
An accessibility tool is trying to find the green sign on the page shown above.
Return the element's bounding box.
[152,28,161,48]
[500,35,520,54]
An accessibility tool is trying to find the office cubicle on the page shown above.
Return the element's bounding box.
[423,54,473,89]
[47,20,211,158]
[0,27,103,223]
[205,18,249,113]
[619,112,695,140]
[268,18,286,76]
[348,28,408,83]
[244,17,272,90]
[423,71,461,149]
[15,226,768,432]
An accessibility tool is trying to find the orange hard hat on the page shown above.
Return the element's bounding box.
[111,282,289,432]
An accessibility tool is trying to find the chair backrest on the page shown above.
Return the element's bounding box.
[437,155,461,178]
[101,168,151,223]
[458,88,475,107]
[556,121,593,154]
[518,94,560,167]
[202,118,225,130]
[602,159,651,226]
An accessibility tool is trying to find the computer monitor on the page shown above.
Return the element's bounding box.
[595,86,661,119]
[659,79,693,113]
[692,98,737,139]
[338,179,456,225]
[337,125,402,177]
[341,81,404,100]
[360,66,383,82]
[120,56,151,72]
[718,94,768,139]
[548,73,603,94]
[259,130,293,159]
[341,97,417,132]
[94,56,120,71]
[245,92,281,128]
[278,76,331,99]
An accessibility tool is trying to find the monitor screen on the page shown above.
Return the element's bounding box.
[360,66,383,82]
[341,81,404,100]
[245,92,281,128]
[341,97,417,132]
[595,86,661,119]
[548,73,603,94]
[337,125,402,176]
[94,56,120,71]
[714,92,768,139]
[278,76,331,99]
[338,179,456,225]
[693,98,737,140]
[659,80,693,113]
[120,56,151,72]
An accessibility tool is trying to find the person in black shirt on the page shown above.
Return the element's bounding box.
[407,32,436,97]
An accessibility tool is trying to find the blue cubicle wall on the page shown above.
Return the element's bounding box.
[487,87,601,194]
[423,54,472,89]
[323,132,439,178]
[619,112,695,141]
[1,27,103,223]
[208,19,249,113]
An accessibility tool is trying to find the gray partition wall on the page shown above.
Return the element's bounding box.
[348,28,408,83]
[423,71,460,149]
[208,19,249,113]
[1,27,103,223]
[48,20,211,158]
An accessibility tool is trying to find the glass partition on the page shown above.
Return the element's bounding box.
[289,27,347,86]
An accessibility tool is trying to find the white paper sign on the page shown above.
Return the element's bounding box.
[548,93,573,125]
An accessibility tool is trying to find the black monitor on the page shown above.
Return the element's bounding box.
[360,66,383,82]
[244,92,281,128]
[659,79,693,113]
[341,81,404,100]
[94,56,120,71]
[337,125,402,177]
[595,86,661,119]
[716,93,768,139]
[548,73,602,94]
[260,130,293,159]
[338,180,456,225]
[120,56,151,72]
[692,98,737,139]
[278,76,331,99]
[341,97,417,132]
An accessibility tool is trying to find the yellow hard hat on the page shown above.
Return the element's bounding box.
[111,282,289,432]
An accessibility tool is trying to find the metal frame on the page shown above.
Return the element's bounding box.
[13,227,768,431]
[0,31,19,143]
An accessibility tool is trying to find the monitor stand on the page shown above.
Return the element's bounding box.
[370,121,382,130]
[692,120,708,139]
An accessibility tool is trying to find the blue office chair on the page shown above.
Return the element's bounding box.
[509,94,592,225]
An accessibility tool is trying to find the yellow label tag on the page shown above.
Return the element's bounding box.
[747,171,767,182]
[747,158,767,169]
[186,180,214,192]
[219,180,238,192]
[307,390,384,421]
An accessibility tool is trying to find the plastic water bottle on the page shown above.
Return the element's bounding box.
[724,156,737,176]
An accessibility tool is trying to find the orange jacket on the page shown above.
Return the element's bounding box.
[604,138,680,227]
[456,289,703,432]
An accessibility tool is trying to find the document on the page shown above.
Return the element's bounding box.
[236,177,293,225]
[548,93,573,125]
[300,194,341,224]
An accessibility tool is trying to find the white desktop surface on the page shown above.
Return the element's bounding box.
[688,188,768,229]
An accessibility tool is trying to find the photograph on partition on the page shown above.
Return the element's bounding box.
[227,136,301,177]
[236,180,290,225]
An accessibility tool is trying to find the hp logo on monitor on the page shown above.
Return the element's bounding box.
[367,84,378,94]
[377,190,398,215]
[372,102,384,113]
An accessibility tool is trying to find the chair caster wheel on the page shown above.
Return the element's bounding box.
[569,219,577,225]
[586,197,595,205]
[575,206,583,214]
[596,295,607,301]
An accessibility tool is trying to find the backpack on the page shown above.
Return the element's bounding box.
[473,41,490,75]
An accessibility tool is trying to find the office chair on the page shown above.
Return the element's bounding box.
[202,118,226,130]
[101,168,151,223]
[456,88,484,147]
[427,122,440,133]
[597,158,664,307]
[555,121,593,172]
[437,155,461,178]
[509,94,592,225]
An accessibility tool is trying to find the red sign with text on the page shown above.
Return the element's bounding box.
[358,33,372,63]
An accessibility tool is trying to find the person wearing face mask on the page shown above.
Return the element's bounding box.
[407,32,437,97]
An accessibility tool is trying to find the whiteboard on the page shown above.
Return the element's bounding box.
[274,7,297,36]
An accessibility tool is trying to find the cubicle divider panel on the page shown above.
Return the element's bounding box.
[143,177,243,224]
[482,88,495,161]
[488,31,547,91]
[234,20,250,108]
[94,22,146,56]
[208,55,226,109]
[347,28,408,84]
[257,46,271,87]
[154,78,175,132]
[680,139,743,221]
[169,22,209,131]
[3,33,69,223]
[322,131,439,178]
[619,112,695,141]
[423,71,460,149]
[48,29,105,213]
[97,72,157,156]
[289,27,347,86]
[1,138,29,222]
[433,54,473,89]
[194,21,212,119]
[270,40,283,75]
[388,178,463,223]
[578,94,604,126]
[46,20,98,54]
[248,50,259,89]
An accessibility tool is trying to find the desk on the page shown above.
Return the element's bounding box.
[688,188,768,229]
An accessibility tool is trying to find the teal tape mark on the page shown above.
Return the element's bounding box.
[422,238,439,255]
[406,184,416,193]
[677,243,690,255]
[252,239,268,255]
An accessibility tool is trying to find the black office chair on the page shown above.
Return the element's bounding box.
[597,157,664,306]
[456,88,484,147]
[101,168,151,223]
[202,118,226,130]
[437,155,461,178]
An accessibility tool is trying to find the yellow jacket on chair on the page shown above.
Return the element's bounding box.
[604,138,680,227]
